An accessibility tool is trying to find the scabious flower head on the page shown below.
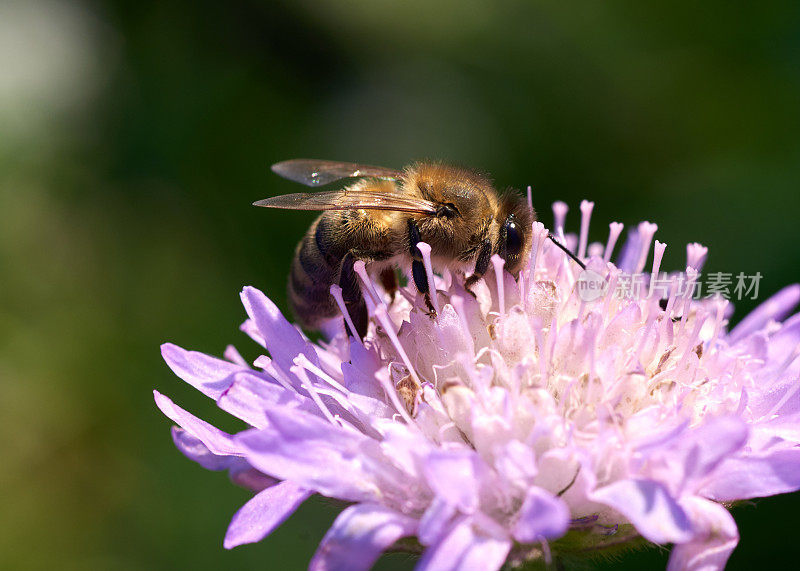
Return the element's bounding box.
[156,199,800,570]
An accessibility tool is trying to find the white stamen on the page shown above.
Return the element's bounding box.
[648,240,667,299]
[294,353,349,394]
[578,200,594,260]
[330,284,364,347]
[552,201,568,235]
[707,298,729,354]
[416,242,441,315]
[353,260,382,306]
[631,314,658,366]
[254,355,297,393]
[375,368,417,426]
[374,304,421,386]
[491,254,506,318]
[528,222,548,295]
[686,242,708,272]
[291,364,338,425]
[678,310,707,369]
[603,222,624,264]
[451,295,476,356]
[634,222,658,274]
[678,268,699,334]
[527,185,533,212]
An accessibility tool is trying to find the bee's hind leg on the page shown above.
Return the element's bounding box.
[339,252,368,339]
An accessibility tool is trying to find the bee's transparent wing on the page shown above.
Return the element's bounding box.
[254,190,437,214]
[271,159,403,187]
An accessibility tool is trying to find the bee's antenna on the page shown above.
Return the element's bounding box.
[547,233,587,270]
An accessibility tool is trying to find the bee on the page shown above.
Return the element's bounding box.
[257,159,582,338]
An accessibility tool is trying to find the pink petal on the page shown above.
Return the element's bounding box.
[422,450,485,512]
[228,466,278,492]
[309,504,417,571]
[640,416,749,492]
[154,390,239,456]
[240,286,319,372]
[512,487,570,542]
[418,497,458,546]
[223,481,312,549]
[728,284,800,344]
[235,405,384,503]
[171,426,243,471]
[217,371,316,429]
[591,479,693,544]
[161,343,244,399]
[417,516,511,571]
[667,497,738,571]
[700,449,800,501]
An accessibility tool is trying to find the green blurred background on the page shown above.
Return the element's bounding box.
[1,1,799,569]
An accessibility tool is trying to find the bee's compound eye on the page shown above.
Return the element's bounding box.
[504,216,522,258]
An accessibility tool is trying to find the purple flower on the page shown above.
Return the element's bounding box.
[156,201,800,570]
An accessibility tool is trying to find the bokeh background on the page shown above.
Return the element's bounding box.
[2,1,799,569]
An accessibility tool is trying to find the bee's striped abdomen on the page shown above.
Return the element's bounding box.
[287,214,342,328]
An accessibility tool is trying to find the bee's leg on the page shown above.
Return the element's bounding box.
[407,219,436,316]
[378,267,398,301]
[464,238,493,295]
[339,252,368,338]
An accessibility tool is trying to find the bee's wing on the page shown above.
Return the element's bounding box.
[271,159,403,187]
[254,189,437,214]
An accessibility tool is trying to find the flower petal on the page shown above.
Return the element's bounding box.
[171,426,242,471]
[235,404,385,502]
[639,416,749,493]
[423,450,484,513]
[416,516,511,571]
[161,343,243,399]
[418,497,458,546]
[154,390,239,456]
[223,481,312,549]
[591,479,693,544]
[240,286,319,373]
[728,284,800,344]
[700,449,800,501]
[667,497,738,571]
[217,371,316,429]
[309,504,417,571]
[512,487,570,542]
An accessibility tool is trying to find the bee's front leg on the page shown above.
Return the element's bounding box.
[407,219,436,317]
[464,238,493,296]
[338,252,368,338]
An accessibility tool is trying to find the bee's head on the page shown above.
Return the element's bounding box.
[406,163,496,258]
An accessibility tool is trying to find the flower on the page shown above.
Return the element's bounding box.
[155,199,800,570]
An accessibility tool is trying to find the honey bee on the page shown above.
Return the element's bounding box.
[257,159,582,338]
